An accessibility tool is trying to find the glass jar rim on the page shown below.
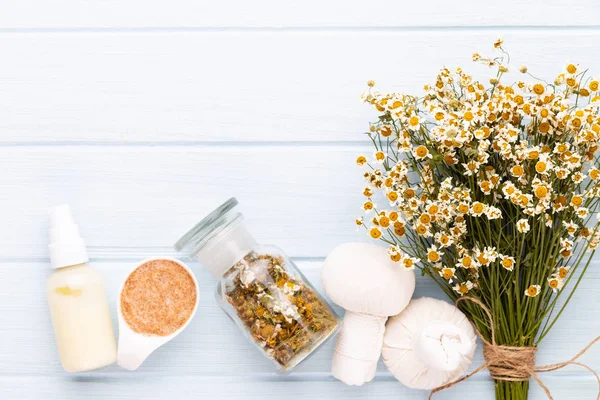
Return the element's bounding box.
[174,197,241,255]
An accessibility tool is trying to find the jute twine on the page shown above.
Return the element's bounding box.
[429,297,600,400]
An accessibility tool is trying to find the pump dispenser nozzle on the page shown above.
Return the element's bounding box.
[48,204,89,269]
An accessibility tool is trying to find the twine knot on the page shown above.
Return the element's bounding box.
[429,297,600,400]
[483,342,537,381]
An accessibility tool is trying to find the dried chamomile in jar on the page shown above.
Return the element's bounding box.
[224,252,339,369]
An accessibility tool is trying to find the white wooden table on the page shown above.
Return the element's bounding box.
[1,1,600,399]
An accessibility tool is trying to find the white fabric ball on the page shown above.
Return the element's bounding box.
[382,297,477,389]
[321,242,415,316]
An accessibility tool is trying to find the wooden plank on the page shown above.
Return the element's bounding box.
[0,261,598,377]
[1,375,600,400]
[2,31,600,143]
[1,0,599,29]
[0,146,368,259]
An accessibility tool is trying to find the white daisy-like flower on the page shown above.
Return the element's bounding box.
[517,218,530,233]
[525,284,541,297]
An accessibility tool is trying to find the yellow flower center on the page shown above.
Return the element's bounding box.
[502,258,513,269]
[512,165,524,176]
[520,195,529,206]
[535,161,547,173]
[464,111,474,121]
[394,225,406,236]
[390,253,401,262]
[559,268,568,278]
[356,156,367,165]
[420,214,431,224]
[379,217,390,228]
[527,286,538,296]
[442,269,453,279]
[538,122,550,133]
[369,227,382,239]
[535,186,548,198]
[462,257,473,267]
[590,81,599,91]
[409,116,420,127]
[533,84,545,95]
[428,251,440,262]
[567,64,577,74]
[415,145,429,157]
[473,203,484,214]
[572,196,583,206]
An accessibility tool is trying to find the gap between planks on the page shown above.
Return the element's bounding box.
[0,26,600,34]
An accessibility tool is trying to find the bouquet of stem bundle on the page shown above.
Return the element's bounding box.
[357,40,600,400]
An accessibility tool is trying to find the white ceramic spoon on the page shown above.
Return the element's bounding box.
[117,256,199,371]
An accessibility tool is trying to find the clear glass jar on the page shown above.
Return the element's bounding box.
[174,198,340,373]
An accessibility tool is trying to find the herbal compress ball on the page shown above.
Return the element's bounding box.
[321,242,416,386]
[382,297,476,389]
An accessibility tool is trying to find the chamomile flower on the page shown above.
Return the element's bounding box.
[456,254,477,269]
[470,202,486,216]
[439,267,456,280]
[387,246,401,262]
[517,218,531,233]
[547,275,564,293]
[525,284,541,297]
[500,255,515,271]
[453,281,474,295]
[485,206,503,220]
[413,145,432,160]
[401,255,420,270]
[435,232,454,248]
[362,201,375,213]
[369,227,382,239]
[427,245,442,263]
[374,151,387,164]
[563,221,578,236]
[557,265,570,279]
[408,115,421,131]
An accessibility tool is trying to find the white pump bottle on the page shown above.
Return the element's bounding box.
[46,204,117,372]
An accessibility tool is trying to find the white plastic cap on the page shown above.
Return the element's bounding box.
[48,204,89,269]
